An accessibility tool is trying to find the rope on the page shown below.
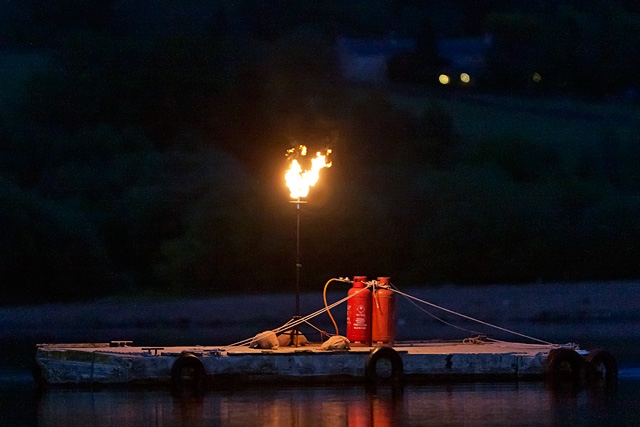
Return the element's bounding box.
[392,283,486,337]
[297,318,330,337]
[226,279,554,347]
[390,287,553,345]
[323,277,376,336]
[226,282,371,347]
[463,336,486,345]
[323,278,344,336]
[273,285,369,335]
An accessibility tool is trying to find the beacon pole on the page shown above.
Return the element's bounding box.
[295,197,301,317]
[284,145,332,347]
[290,197,306,345]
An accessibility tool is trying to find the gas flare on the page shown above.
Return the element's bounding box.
[285,145,332,199]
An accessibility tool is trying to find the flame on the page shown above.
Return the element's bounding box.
[285,145,332,199]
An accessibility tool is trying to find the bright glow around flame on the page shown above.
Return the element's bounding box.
[285,145,332,199]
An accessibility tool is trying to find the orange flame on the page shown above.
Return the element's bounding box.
[285,145,332,199]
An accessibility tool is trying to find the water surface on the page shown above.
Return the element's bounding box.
[2,371,639,426]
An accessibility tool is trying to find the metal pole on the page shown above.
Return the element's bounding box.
[295,198,301,317]
[290,198,306,346]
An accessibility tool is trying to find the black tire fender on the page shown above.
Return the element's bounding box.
[585,349,618,384]
[545,348,584,383]
[171,353,206,393]
[365,346,404,383]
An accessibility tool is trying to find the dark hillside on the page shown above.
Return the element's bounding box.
[1,0,640,304]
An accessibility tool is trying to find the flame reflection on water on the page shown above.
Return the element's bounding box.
[30,380,640,427]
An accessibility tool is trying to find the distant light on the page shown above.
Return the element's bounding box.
[439,74,450,84]
[532,72,542,83]
[460,73,470,83]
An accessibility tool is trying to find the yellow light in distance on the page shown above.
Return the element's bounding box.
[460,73,470,83]
[285,146,332,199]
[532,72,542,83]
[439,74,450,84]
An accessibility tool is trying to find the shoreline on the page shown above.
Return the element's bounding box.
[2,280,639,368]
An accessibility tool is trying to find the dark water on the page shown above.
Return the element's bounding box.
[2,369,639,427]
[2,291,639,427]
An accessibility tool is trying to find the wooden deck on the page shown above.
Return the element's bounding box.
[34,339,591,389]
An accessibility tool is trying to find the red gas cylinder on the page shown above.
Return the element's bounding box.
[346,276,372,346]
[372,277,395,345]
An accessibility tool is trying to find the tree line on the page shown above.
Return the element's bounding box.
[1,0,640,304]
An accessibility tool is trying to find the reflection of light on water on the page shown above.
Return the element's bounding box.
[34,381,639,426]
[218,387,387,426]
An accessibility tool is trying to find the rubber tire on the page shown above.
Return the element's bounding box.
[365,346,404,384]
[171,353,206,394]
[585,349,618,385]
[545,348,584,384]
